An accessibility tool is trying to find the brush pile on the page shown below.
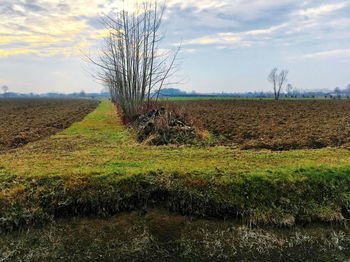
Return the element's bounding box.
[132,107,196,145]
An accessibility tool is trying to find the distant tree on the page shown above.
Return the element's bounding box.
[344,84,350,95]
[80,90,86,97]
[334,87,342,97]
[268,68,278,99]
[286,83,293,96]
[268,68,289,100]
[159,88,186,97]
[1,85,9,97]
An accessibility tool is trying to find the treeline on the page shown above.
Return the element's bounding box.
[157,87,350,99]
[3,86,350,99]
[0,92,110,99]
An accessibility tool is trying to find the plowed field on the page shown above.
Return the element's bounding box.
[176,100,350,150]
[0,98,99,151]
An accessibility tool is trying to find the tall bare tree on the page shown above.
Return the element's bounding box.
[89,0,180,118]
[268,68,278,100]
[268,68,288,100]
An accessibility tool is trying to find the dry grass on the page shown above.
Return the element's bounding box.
[1,209,350,261]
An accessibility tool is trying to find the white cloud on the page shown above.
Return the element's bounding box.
[182,48,197,54]
[181,23,288,48]
[1,0,350,57]
[0,0,108,57]
[175,0,350,50]
[166,0,297,20]
[304,49,350,59]
[183,34,241,47]
[245,23,288,35]
[297,3,347,17]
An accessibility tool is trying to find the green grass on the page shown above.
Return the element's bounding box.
[1,99,350,230]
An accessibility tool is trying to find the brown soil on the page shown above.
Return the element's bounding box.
[175,99,350,150]
[0,98,99,151]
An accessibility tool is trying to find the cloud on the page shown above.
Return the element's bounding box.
[166,0,297,20]
[189,36,240,45]
[297,3,347,17]
[1,0,350,58]
[1,0,301,57]
[182,48,197,54]
[0,48,38,57]
[186,33,242,46]
[90,29,111,39]
[304,49,350,59]
[0,0,107,57]
[173,0,350,50]
[180,23,288,49]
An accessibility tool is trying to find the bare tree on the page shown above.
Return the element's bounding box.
[1,85,9,97]
[277,70,288,99]
[89,0,180,118]
[268,68,278,100]
[268,68,288,100]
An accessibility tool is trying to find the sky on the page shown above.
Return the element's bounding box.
[0,0,350,94]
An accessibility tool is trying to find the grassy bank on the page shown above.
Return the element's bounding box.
[1,100,350,231]
[2,209,350,261]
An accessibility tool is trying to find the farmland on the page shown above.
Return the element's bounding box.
[175,99,350,150]
[2,99,350,260]
[0,98,99,151]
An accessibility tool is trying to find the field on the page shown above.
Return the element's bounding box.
[0,98,99,151]
[175,99,350,150]
[2,99,350,260]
